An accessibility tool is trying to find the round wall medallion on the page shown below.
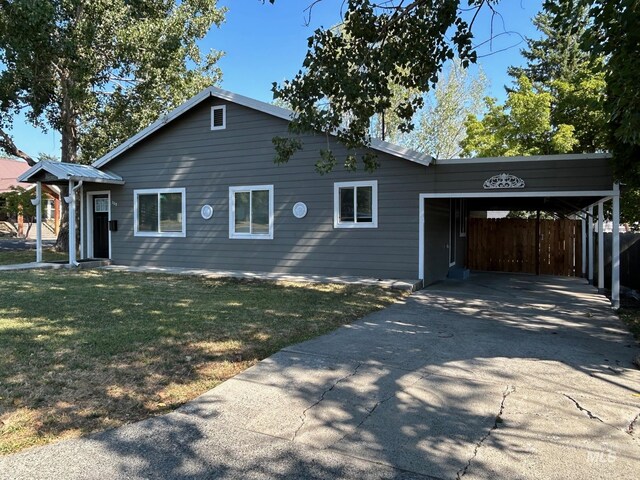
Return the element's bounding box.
[292,202,308,219]
[201,204,214,220]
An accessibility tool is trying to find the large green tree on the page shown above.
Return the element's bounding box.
[0,0,225,165]
[269,0,494,172]
[461,75,578,157]
[0,0,225,247]
[411,59,487,159]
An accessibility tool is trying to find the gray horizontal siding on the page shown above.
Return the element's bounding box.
[94,95,615,280]
[104,99,426,279]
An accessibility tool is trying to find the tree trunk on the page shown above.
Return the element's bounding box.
[54,75,80,251]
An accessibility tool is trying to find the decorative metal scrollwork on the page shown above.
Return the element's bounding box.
[483,173,525,189]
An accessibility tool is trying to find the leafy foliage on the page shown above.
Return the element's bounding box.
[271,0,494,172]
[369,58,487,159]
[461,76,578,157]
[0,0,226,164]
[585,0,640,188]
[412,60,487,159]
[1,186,41,222]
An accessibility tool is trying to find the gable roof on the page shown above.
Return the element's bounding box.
[18,161,124,185]
[0,157,31,192]
[92,86,433,169]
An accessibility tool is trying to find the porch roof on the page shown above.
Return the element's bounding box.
[17,161,124,185]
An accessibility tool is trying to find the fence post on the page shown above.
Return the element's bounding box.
[612,184,620,309]
[598,201,604,292]
[588,205,594,284]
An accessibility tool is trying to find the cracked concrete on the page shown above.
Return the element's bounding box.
[1,273,639,480]
[457,386,516,479]
[563,394,606,423]
[292,363,363,441]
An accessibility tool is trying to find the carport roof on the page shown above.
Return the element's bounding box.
[17,161,124,185]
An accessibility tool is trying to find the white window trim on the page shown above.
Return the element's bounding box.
[333,180,378,229]
[228,185,274,240]
[211,105,226,130]
[133,187,186,238]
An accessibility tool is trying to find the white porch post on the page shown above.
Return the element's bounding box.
[612,184,620,309]
[588,205,594,284]
[68,180,76,265]
[581,211,587,278]
[35,181,42,263]
[598,201,605,292]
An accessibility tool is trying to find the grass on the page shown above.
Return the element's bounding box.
[0,269,404,454]
[619,309,640,341]
[0,248,68,265]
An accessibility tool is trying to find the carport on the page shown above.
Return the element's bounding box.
[418,153,621,308]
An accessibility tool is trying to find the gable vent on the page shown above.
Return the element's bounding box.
[211,105,226,130]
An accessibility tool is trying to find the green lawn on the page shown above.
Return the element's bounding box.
[619,309,640,341]
[0,249,68,265]
[0,269,404,454]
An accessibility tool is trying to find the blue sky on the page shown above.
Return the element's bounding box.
[8,0,543,159]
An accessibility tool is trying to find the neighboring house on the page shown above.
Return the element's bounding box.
[0,157,60,238]
[18,86,620,303]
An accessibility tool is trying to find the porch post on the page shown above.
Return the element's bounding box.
[581,211,587,278]
[588,205,594,284]
[598,201,604,292]
[612,184,620,309]
[35,181,42,263]
[68,180,76,265]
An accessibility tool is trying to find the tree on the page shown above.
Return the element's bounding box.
[461,75,578,157]
[509,3,607,154]
[586,0,640,188]
[1,186,43,238]
[269,0,495,173]
[0,0,226,248]
[411,60,487,159]
[508,4,592,86]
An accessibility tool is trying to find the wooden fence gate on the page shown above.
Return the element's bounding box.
[467,218,582,277]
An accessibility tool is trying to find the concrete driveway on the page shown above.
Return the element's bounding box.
[1,273,639,479]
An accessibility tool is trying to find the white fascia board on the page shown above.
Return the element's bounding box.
[69,176,125,185]
[17,162,46,183]
[92,85,432,169]
[436,152,612,165]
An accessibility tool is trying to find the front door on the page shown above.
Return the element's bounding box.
[92,195,109,258]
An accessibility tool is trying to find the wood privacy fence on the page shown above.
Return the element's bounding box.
[468,218,582,277]
[595,233,640,291]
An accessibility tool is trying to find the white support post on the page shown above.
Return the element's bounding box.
[612,184,620,309]
[35,181,42,263]
[588,205,594,284]
[68,180,76,265]
[598,201,604,292]
[581,212,587,278]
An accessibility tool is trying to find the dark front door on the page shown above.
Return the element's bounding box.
[93,195,109,258]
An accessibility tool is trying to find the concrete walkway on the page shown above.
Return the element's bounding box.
[1,273,639,479]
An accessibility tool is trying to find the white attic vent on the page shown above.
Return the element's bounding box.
[211,105,226,130]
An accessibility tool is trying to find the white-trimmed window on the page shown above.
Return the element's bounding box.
[229,185,274,239]
[211,105,226,130]
[334,180,378,228]
[134,188,186,237]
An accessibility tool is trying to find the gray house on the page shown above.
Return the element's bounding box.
[19,86,623,306]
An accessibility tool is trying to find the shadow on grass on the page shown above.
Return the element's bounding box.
[0,269,401,454]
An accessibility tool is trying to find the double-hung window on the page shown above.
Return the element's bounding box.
[229,185,274,239]
[134,188,186,237]
[334,180,378,228]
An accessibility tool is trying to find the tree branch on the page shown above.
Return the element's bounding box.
[0,128,36,166]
